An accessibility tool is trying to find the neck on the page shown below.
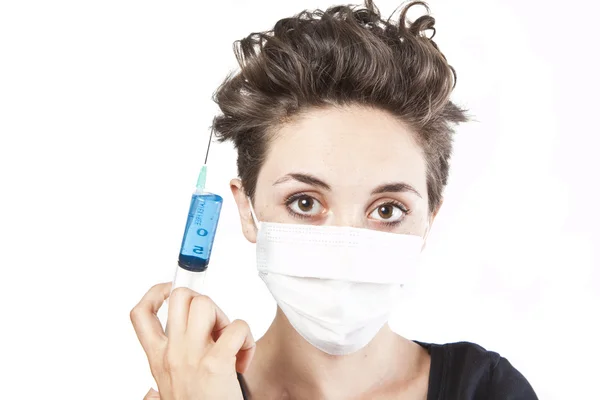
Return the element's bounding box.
[243,308,424,399]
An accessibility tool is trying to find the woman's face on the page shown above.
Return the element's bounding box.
[231,105,434,242]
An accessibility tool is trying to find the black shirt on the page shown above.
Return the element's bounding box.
[238,341,538,399]
[416,341,538,399]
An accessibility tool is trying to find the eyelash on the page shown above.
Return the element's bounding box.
[377,199,410,227]
[284,192,314,220]
[283,193,411,225]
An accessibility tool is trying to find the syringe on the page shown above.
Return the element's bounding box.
[172,129,223,294]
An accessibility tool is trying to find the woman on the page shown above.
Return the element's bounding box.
[130,1,538,398]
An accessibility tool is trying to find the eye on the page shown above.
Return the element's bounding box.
[368,202,407,224]
[286,194,324,217]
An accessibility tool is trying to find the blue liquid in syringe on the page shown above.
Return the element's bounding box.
[178,192,223,272]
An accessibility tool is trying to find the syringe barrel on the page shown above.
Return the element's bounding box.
[172,266,207,294]
[177,191,223,273]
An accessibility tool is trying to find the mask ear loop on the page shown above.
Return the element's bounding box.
[247,197,260,230]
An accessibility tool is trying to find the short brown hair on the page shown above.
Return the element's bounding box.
[212,0,468,212]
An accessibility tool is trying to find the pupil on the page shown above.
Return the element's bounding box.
[378,205,392,218]
[299,197,313,212]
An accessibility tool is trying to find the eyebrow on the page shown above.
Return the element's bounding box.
[273,173,331,190]
[371,182,422,198]
[273,173,421,197]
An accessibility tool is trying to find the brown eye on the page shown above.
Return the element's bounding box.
[297,196,314,212]
[377,205,394,219]
[368,202,406,223]
[287,195,324,216]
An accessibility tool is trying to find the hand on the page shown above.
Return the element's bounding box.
[131,283,255,400]
[143,388,160,399]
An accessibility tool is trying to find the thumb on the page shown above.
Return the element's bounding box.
[143,388,160,399]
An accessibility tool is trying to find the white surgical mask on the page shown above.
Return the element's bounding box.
[248,199,425,355]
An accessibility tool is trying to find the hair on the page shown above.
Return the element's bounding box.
[212,0,468,213]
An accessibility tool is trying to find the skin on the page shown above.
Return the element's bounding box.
[132,104,441,399]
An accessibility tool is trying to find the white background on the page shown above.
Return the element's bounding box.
[1,0,598,398]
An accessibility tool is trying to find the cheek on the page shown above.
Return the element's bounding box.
[261,203,285,223]
[408,217,430,236]
[402,201,430,236]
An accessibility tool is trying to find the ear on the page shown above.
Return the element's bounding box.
[422,198,444,251]
[230,178,258,243]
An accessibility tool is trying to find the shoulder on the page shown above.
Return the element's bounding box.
[418,341,538,400]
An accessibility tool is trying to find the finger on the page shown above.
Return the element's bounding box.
[235,344,256,374]
[167,286,198,338]
[210,320,256,373]
[130,283,171,356]
[143,388,160,399]
[187,294,231,344]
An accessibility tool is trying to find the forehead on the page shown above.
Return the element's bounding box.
[260,105,427,191]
